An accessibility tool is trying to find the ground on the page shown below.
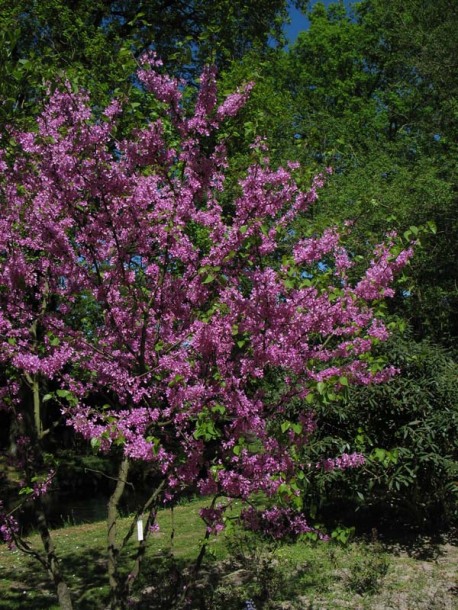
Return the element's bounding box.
[0,499,457,609]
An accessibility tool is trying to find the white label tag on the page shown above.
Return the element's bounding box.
[137,518,144,541]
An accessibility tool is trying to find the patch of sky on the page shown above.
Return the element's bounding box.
[127,254,145,270]
[284,0,357,45]
[317,261,328,272]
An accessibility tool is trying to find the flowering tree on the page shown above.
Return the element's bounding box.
[0,56,413,609]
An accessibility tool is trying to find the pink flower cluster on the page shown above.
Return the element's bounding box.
[241,505,326,540]
[200,505,226,534]
[31,469,56,499]
[320,452,366,472]
[0,501,19,550]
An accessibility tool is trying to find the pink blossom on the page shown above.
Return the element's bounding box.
[0,501,19,550]
[216,82,255,119]
[241,506,317,540]
[320,452,365,472]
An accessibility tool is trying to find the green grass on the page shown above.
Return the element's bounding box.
[0,498,457,609]
[0,497,235,609]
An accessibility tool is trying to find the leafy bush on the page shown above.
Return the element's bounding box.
[303,334,458,528]
[209,531,312,610]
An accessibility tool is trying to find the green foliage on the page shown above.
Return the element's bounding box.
[330,525,355,546]
[292,1,458,348]
[305,335,458,527]
[0,0,309,129]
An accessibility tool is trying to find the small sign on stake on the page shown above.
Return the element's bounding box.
[137,518,144,541]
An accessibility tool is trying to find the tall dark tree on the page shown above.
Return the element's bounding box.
[244,0,458,347]
[0,0,308,127]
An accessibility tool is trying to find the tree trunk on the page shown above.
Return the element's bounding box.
[36,499,74,610]
[24,365,74,610]
[107,457,130,610]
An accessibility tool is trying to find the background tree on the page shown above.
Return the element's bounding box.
[0,0,309,129]
[288,0,458,347]
[220,0,457,347]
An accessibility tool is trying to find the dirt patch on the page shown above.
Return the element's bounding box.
[310,541,458,610]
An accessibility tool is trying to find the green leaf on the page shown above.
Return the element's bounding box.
[224,250,237,261]
[281,421,290,433]
[403,230,412,241]
[168,374,184,387]
[211,404,226,414]
[19,486,33,495]
[317,381,326,395]
[427,220,437,234]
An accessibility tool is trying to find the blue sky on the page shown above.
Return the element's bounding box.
[285,0,355,43]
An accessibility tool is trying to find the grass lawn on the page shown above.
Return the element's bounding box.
[0,497,457,609]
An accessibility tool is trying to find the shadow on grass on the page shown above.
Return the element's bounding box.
[319,499,458,562]
[0,545,198,610]
[132,553,192,610]
[0,545,109,610]
[382,531,454,561]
